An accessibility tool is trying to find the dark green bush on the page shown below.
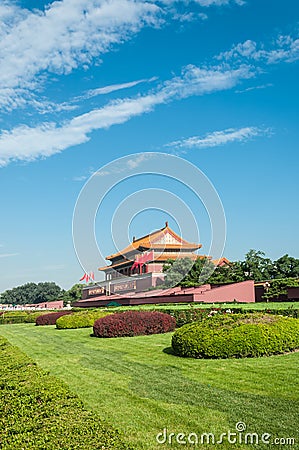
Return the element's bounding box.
[56,311,111,329]
[0,335,131,449]
[172,313,299,358]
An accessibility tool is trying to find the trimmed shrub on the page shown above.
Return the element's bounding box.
[35,311,72,326]
[0,311,52,325]
[162,308,210,327]
[172,313,299,358]
[56,310,111,329]
[0,335,131,449]
[93,310,176,338]
[161,307,299,327]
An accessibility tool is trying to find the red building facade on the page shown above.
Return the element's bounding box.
[74,223,249,307]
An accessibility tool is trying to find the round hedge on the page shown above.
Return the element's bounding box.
[35,311,72,326]
[172,313,299,358]
[93,310,176,338]
[56,311,111,329]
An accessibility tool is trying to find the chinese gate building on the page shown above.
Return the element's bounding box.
[75,222,245,306]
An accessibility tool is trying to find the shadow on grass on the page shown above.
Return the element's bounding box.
[162,346,176,356]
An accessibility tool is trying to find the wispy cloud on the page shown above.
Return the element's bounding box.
[95,153,154,176]
[0,0,161,110]
[218,34,299,64]
[0,0,248,112]
[0,253,19,258]
[0,63,253,166]
[84,77,158,98]
[194,0,245,5]
[165,126,270,150]
[160,64,253,99]
[159,0,245,6]
[74,153,154,180]
[235,83,273,94]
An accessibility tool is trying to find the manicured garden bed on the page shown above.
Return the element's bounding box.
[172,313,299,358]
[93,310,176,337]
[0,335,131,449]
[56,310,111,329]
[0,323,298,449]
[35,310,72,325]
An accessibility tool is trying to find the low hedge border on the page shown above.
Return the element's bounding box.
[56,311,112,329]
[93,310,176,338]
[0,311,54,325]
[172,313,299,359]
[0,335,131,449]
[157,307,299,327]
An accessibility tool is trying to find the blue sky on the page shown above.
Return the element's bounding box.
[0,0,298,292]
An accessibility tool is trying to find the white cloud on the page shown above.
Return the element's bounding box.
[0,88,78,114]
[159,0,244,5]
[126,153,153,169]
[85,77,158,98]
[73,175,90,182]
[0,0,248,111]
[161,64,253,99]
[0,253,19,258]
[235,83,273,94]
[0,94,160,166]
[0,63,253,166]
[0,0,161,108]
[218,34,299,64]
[94,153,154,177]
[166,126,270,150]
[194,0,245,5]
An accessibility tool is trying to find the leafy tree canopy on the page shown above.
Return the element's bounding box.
[262,278,299,300]
[162,250,299,290]
[60,283,84,305]
[0,282,63,305]
[270,254,299,279]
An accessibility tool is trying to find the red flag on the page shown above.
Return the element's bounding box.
[137,250,154,264]
[131,251,154,272]
[79,273,87,282]
[131,261,140,271]
[79,272,92,283]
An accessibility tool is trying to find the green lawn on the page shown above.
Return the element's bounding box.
[1,324,298,449]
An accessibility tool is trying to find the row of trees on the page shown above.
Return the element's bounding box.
[163,250,299,298]
[0,282,83,306]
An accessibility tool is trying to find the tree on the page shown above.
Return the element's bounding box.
[163,257,216,287]
[32,282,63,303]
[184,257,216,286]
[241,250,273,282]
[262,278,299,300]
[60,284,84,305]
[207,261,245,284]
[0,282,63,305]
[163,258,194,287]
[270,254,299,279]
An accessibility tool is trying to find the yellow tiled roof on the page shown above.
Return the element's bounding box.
[106,223,201,260]
[99,251,200,271]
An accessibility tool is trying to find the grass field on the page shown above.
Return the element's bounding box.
[1,324,298,449]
